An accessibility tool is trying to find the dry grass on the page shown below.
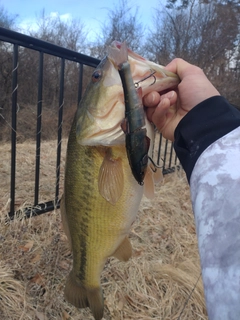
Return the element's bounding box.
[0,138,207,320]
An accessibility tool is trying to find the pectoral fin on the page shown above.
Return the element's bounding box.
[98,150,124,205]
[112,236,132,261]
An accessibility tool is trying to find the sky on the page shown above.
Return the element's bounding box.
[0,0,162,41]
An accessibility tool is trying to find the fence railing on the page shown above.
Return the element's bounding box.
[0,27,180,220]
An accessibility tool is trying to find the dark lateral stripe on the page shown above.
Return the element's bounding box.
[76,148,96,282]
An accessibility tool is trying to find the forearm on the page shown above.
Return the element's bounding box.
[191,127,240,320]
[174,97,240,320]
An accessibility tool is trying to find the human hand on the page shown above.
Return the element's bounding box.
[143,58,220,141]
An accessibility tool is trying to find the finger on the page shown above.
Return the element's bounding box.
[151,98,171,130]
[146,106,155,123]
[160,91,177,105]
[143,91,161,107]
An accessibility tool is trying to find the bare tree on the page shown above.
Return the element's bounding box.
[17,10,88,108]
[89,0,144,58]
[166,0,240,10]
[0,5,19,140]
[145,0,240,105]
[0,5,18,29]
[30,10,87,52]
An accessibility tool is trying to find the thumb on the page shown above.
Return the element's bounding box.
[165,58,201,81]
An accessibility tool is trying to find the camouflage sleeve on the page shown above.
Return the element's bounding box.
[190,126,240,320]
[174,96,240,320]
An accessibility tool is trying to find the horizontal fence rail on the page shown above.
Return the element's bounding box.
[0,27,100,67]
[0,27,180,220]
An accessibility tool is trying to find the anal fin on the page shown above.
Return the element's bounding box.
[112,237,132,261]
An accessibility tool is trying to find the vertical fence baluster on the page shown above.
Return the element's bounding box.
[157,133,163,166]
[169,143,174,168]
[34,51,44,206]
[10,44,18,216]
[55,58,65,208]
[163,139,168,172]
[151,130,156,160]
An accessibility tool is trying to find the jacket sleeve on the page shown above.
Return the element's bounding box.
[174,96,240,182]
[174,96,240,320]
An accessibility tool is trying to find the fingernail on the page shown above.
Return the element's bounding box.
[166,91,174,99]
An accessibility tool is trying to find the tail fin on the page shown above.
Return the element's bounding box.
[64,271,104,320]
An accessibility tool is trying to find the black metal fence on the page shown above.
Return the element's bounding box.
[0,27,180,220]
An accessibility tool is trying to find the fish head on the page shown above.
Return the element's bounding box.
[76,41,180,146]
[76,55,124,146]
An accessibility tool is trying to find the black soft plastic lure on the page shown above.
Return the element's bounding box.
[115,43,150,185]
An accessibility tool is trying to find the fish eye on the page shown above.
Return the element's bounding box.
[92,70,102,83]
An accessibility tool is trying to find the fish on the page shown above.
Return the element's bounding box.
[61,41,180,320]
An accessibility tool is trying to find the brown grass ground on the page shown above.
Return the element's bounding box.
[0,139,207,320]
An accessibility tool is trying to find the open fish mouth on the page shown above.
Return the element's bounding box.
[110,41,180,94]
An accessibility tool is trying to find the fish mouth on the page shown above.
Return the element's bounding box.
[77,42,180,147]
[130,60,179,96]
[111,41,180,95]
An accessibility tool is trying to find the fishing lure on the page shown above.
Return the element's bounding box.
[116,43,150,185]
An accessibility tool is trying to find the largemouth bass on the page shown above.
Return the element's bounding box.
[61,41,179,320]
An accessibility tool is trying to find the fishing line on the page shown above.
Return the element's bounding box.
[177,271,202,320]
[0,113,17,133]
[0,103,20,133]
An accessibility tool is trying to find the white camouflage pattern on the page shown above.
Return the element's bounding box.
[190,126,240,320]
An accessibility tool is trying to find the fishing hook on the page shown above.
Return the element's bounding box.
[148,156,162,173]
[134,69,156,88]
